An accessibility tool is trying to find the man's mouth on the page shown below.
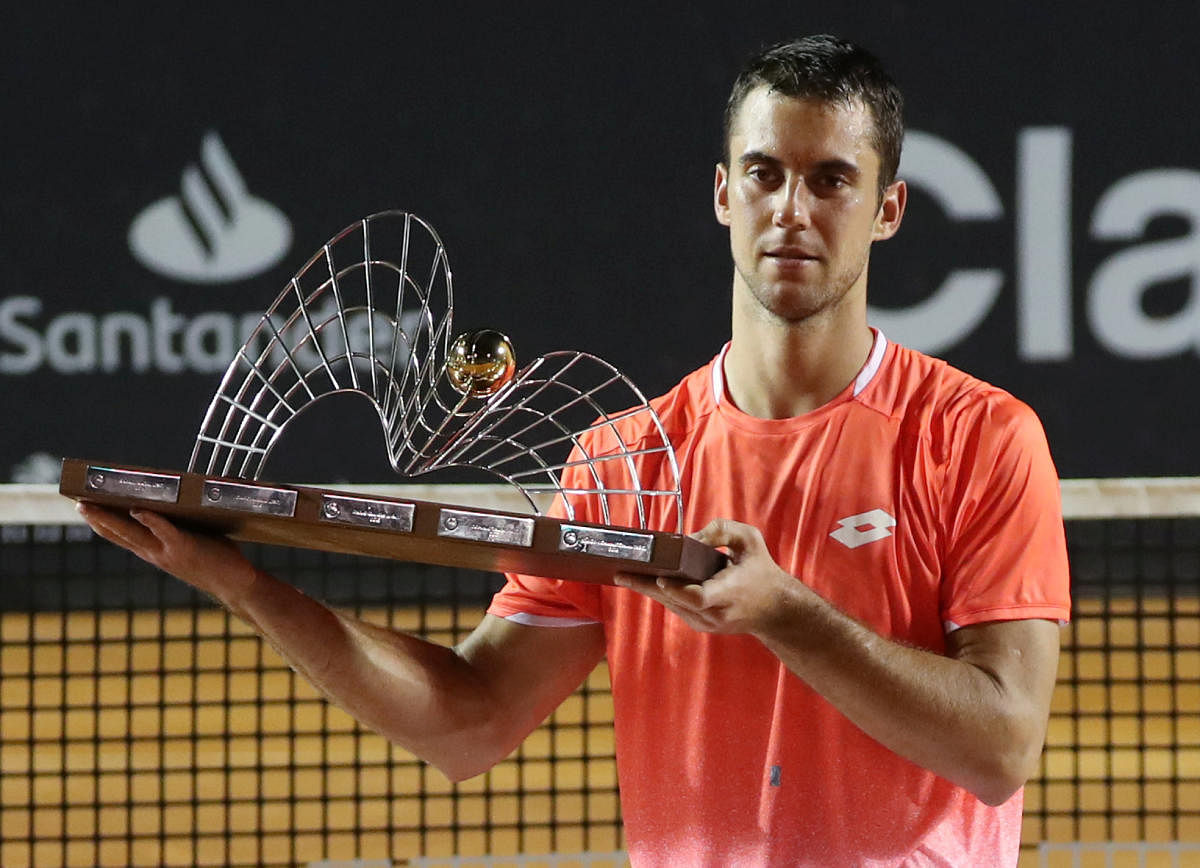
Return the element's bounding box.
[765,246,818,262]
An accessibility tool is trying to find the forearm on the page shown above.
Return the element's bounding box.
[234,574,489,762]
[77,504,584,780]
[754,588,1052,805]
[217,570,503,777]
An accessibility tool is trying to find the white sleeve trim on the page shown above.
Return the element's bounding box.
[945,617,1069,632]
[502,612,600,628]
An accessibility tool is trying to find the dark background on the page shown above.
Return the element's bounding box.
[4,3,1198,483]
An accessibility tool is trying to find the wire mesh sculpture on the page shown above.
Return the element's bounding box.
[189,211,684,531]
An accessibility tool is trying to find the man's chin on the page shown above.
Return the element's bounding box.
[747,285,829,324]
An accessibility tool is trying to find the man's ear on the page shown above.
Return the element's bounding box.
[872,179,906,241]
[714,162,732,227]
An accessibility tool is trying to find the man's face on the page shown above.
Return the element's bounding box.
[714,87,905,325]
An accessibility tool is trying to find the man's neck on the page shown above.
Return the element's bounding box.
[724,294,875,420]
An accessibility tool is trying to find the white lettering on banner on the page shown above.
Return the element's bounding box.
[0,296,41,374]
[865,131,1005,352]
[1088,170,1200,358]
[0,295,423,376]
[868,127,1200,360]
[1017,128,1073,361]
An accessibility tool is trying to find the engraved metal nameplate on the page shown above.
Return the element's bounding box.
[437,508,535,547]
[201,480,297,517]
[85,466,181,504]
[320,495,414,532]
[559,524,654,562]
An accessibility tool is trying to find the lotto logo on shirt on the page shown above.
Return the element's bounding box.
[829,509,897,549]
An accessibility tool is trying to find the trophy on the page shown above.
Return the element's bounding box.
[60,211,723,584]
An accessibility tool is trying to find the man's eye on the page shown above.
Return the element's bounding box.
[818,175,848,189]
[747,167,780,185]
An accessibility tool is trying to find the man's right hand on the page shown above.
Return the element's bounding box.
[76,502,261,617]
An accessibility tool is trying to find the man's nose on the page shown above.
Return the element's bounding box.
[773,179,812,228]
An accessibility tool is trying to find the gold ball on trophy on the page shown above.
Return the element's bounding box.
[447,329,517,397]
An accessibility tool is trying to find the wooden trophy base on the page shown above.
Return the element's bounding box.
[59,458,725,585]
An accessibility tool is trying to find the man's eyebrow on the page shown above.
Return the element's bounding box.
[737,150,781,168]
[737,151,862,178]
[813,158,862,177]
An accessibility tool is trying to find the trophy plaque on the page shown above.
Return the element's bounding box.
[60,211,725,584]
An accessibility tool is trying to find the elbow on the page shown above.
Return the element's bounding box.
[964,746,1036,806]
[967,718,1047,807]
[391,736,507,784]
[388,703,521,784]
[433,754,499,784]
[970,770,1027,807]
[422,725,518,782]
[431,714,518,782]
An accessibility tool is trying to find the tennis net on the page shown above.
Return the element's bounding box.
[1,479,1197,867]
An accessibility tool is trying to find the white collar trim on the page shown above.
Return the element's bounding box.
[711,329,889,406]
[712,342,731,405]
[854,328,889,397]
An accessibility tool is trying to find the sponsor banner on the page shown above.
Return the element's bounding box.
[3,6,1197,482]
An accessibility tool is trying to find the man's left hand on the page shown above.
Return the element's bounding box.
[614,517,808,636]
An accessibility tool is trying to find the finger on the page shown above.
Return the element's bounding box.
[613,575,723,633]
[688,518,723,546]
[653,576,707,609]
[656,599,718,632]
[134,510,242,563]
[130,509,184,545]
[650,590,727,633]
[613,572,658,593]
[690,517,762,558]
[614,572,670,597]
[78,503,159,554]
[615,573,707,612]
[81,514,138,551]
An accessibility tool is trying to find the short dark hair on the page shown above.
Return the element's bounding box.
[723,35,904,198]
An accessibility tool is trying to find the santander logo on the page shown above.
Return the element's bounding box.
[128,131,291,283]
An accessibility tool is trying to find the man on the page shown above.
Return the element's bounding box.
[80,35,1071,866]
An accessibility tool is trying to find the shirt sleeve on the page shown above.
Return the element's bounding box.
[486,440,608,626]
[487,571,604,625]
[939,392,1072,629]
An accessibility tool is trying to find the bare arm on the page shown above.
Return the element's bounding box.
[616,517,1060,806]
[77,503,606,781]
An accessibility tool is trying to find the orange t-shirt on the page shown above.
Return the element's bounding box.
[488,332,1071,866]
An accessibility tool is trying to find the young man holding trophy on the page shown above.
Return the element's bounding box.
[79,35,1070,866]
